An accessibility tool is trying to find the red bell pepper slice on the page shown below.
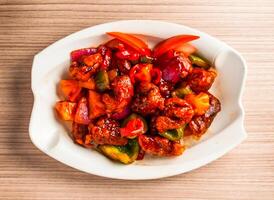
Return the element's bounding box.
[106,39,141,61]
[129,64,162,84]
[129,64,153,84]
[97,45,112,70]
[107,32,150,55]
[120,118,145,138]
[153,35,200,57]
[115,48,140,61]
[74,97,90,125]
[105,39,125,50]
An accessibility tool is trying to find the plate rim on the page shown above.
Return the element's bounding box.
[29,20,247,180]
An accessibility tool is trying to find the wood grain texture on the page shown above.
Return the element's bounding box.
[0,0,274,199]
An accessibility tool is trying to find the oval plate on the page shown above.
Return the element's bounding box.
[29,20,247,180]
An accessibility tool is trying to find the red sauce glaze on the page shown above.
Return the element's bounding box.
[55,33,221,163]
[131,82,165,116]
[154,98,194,133]
[184,93,221,138]
[90,118,128,145]
[187,68,217,92]
[138,135,185,156]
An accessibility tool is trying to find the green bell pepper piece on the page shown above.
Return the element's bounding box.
[189,54,210,69]
[171,85,192,98]
[140,56,154,64]
[95,70,110,92]
[98,139,139,164]
[159,125,186,141]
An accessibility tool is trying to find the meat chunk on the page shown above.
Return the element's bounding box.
[155,116,184,134]
[204,93,221,118]
[111,58,132,75]
[131,83,165,116]
[69,53,103,81]
[158,79,174,98]
[71,122,89,145]
[138,135,185,156]
[164,98,194,120]
[102,75,134,113]
[135,81,154,93]
[155,98,194,133]
[112,75,134,104]
[184,93,221,137]
[90,118,128,145]
[149,116,159,135]
[187,68,216,92]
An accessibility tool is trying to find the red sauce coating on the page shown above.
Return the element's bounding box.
[55,33,221,163]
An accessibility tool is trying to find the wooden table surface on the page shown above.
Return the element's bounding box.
[1,0,274,199]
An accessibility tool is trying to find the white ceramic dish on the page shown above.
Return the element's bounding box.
[29,20,247,180]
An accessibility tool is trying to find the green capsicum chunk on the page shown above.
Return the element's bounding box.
[122,113,148,133]
[98,139,139,164]
[140,55,154,64]
[159,125,186,141]
[95,70,110,92]
[171,85,193,98]
[189,55,210,69]
[131,59,139,66]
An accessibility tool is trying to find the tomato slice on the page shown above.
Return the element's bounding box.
[153,35,200,57]
[107,32,149,55]
[105,39,125,50]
